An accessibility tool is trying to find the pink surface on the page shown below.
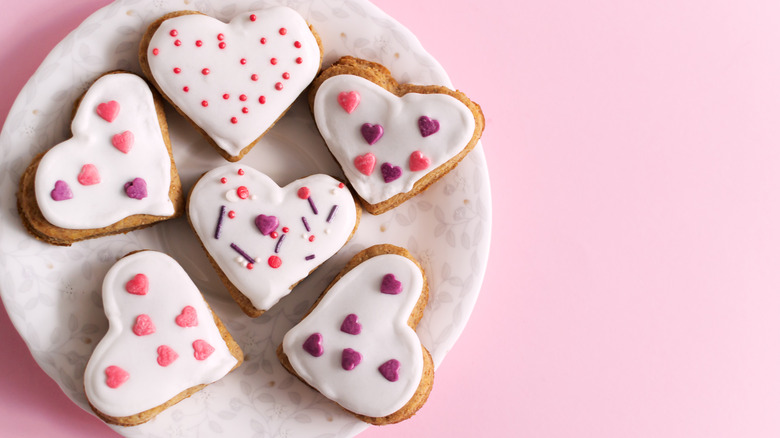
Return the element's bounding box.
[3,0,780,437]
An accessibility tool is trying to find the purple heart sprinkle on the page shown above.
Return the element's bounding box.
[255,214,279,236]
[50,180,73,201]
[380,162,402,183]
[340,314,362,335]
[378,359,400,382]
[341,348,362,371]
[124,177,148,200]
[360,123,384,145]
[380,273,403,295]
[418,116,440,137]
[303,333,324,357]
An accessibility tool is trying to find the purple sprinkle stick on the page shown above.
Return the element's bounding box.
[326,205,338,223]
[340,314,362,335]
[305,254,315,261]
[378,359,401,382]
[341,348,362,371]
[301,216,311,232]
[418,116,440,137]
[274,234,286,254]
[124,177,148,199]
[381,162,402,183]
[50,180,73,201]
[230,243,256,265]
[308,197,318,215]
[380,273,403,295]
[360,123,384,145]
[303,333,324,357]
[214,205,226,239]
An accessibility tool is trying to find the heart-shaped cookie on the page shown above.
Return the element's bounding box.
[84,251,242,426]
[140,7,322,161]
[311,57,485,215]
[18,72,184,246]
[279,244,433,425]
[187,164,360,317]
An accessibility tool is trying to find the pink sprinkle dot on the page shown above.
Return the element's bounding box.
[294,41,301,48]
[296,57,303,64]
[279,27,287,35]
[242,107,249,114]
[258,96,266,104]
[270,58,278,65]
[223,93,230,100]
[251,74,259,81]
[308,235,316,242]
[173,67,181,74]
[282,227,289,233]
[237,168,245,175]
[268,255,282,268]
[201,100,209,107]
[231,117,238,124]
[217,33,225,41]
[237,186,249,199]
[219,42,226,49]
[174,39,181,46]
[270,231,278,239]
[152,48,159,56]
[338,182,345,188]
[196,40,203,47]
[250,14,257,21]
[239,94,247,101]
[169,29,178,37]
[240,58,247,65]
[220,177,227,184]
[275,82,283,90]
[202,68,210,75]
[297,187,310,199]
[247,263,254,270]
[260,37,267,44]
[228,210,236,219]
[282,72,290,80]
[183,86,189,92]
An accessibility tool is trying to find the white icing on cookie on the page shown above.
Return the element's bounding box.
[188,164,358,313]
[34,73,175,229]
[313,74,477,205]
[282,254,425,418]
[146,7,321,158]
[84,251,238,418]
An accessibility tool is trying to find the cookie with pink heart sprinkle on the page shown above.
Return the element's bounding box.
[17,71,185,246]
[84,251,243,427]
[310,56,485,215]
[139,7,323,162]
[278,244,434,425]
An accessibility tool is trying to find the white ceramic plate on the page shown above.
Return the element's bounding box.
[0,0,491,437]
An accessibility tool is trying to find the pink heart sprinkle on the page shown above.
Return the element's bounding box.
[341,348,362,371]
[409,150,431,172]
[380,162,402,183]
[112,130,134,154]
[255,214,279,236]
[340,314,362,335]
[132,314,156,336]
[125,273,149,295]
[192,339,215,361]
[156,345,179,367]
[104,365,129,388]
[380,273,403,295]
[96,100,120,122]
[378,359,400,382]
[418,116,440,137]
[353,153,376,176]
[175,305,198,327]
[303,333,324,357]
[77,164,101,186]
[360,123,383,145]
[338,91,360,114]
[124,177,148,199]
[50,180,73,201]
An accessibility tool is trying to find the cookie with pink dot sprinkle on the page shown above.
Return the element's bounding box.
[139,7,323,162]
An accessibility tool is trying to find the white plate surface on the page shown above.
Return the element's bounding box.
[0,0,491,436]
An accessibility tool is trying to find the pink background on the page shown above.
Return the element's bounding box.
[3,0,780,437]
